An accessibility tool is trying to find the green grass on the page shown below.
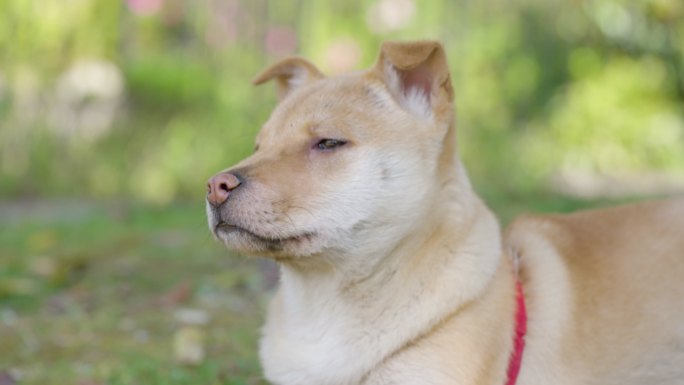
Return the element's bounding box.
[0,201,269,384]
[0,193,634,384]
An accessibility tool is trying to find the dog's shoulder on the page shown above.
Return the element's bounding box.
[506,197,684,256]
[504,197,684,294]
[504,198,684,385]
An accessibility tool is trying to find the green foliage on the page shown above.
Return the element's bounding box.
[527,56,684,176]
[124,56,216,108]
[0,0,682,200]
[0,0,120,73]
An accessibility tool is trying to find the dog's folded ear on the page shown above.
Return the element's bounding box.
[374,40,453,117]
[253,57,325,101]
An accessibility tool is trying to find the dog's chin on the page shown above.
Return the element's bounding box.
[213,223,321,259]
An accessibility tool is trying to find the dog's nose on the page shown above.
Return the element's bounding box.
[207,172,241,206]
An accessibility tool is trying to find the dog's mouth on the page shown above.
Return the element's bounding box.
[214,221,316,250]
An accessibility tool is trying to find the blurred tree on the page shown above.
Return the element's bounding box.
[0,0,682,201]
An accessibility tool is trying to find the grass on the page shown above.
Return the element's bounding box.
[0,200,269,384]
[0,192,633,384]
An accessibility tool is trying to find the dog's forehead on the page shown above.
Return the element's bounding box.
[257,75,393,142]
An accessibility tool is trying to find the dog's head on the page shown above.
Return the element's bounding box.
[206,41,458,262]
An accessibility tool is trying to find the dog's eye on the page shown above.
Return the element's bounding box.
[315,139,347,150]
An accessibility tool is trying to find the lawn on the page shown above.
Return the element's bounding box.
[0,193,629,384]
[0,200,270,385]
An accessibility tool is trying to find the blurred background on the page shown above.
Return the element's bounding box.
[0,0,682,384]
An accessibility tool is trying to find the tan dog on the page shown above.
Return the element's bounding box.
[206,41,684,385]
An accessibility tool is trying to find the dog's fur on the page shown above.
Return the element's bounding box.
[206,41,684,385]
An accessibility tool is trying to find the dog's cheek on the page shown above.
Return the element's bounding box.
[289,159,375,234]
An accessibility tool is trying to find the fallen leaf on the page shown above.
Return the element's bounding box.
[158,280,193,306]
[174,326,205,365]
[30,256,58,278]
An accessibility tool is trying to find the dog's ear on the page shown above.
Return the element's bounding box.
[374,40,453,117]
[252,57,325,101]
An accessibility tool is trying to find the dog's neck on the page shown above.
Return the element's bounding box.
[259,154,506,385]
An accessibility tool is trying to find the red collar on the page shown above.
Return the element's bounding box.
[505,279,527,385]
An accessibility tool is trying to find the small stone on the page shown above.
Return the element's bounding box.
[174,326,205,365]
[173,308,210,326]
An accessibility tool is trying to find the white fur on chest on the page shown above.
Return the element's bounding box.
[260,283,390,385]
[259,203,502,385]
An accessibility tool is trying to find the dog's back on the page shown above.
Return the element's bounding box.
[506,197,684,385]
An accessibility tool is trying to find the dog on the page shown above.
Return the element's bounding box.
[206,40,684,385]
